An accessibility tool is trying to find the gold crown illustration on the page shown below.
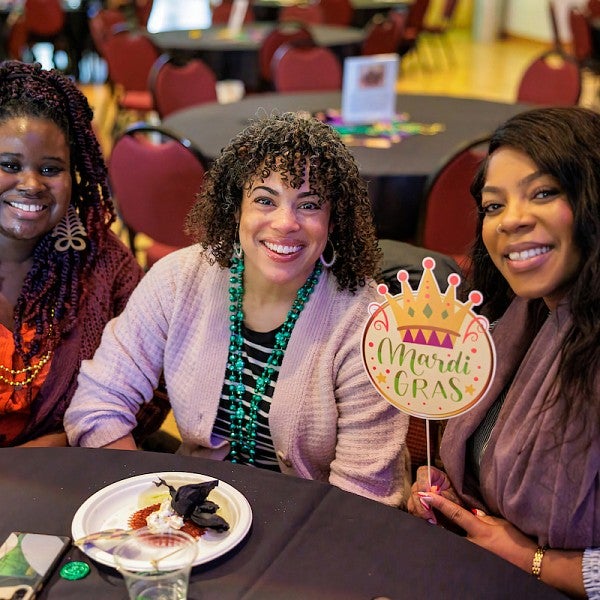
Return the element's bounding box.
[376,258,482,349]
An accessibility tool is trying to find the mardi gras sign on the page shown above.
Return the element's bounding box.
[362,258,495,419]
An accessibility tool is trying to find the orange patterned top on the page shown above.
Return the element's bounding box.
[0,324,52,446]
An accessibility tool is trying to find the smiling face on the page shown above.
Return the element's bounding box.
[0,116,72,254]
[480,146,581,310]
[238,166,331,294]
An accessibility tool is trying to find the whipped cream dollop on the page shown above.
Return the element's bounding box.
[146,499,184,533]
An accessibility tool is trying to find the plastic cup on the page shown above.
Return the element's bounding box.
[216,79,245,104]
[113,528,198,600]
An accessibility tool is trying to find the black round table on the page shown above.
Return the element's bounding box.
[251,0,411,27]
[163,92,531,241]
[0,447,565,599]
[147,23,364,91]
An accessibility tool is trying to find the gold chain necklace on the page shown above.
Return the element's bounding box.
[0,351,52,388]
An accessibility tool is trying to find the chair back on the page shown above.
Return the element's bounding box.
[441,0,459,20]
[109,123,208,258]
[569,8,593,63]
[258,23,314,85]
[279,4,324,24]
[588,0,600,18]
[516,49,581,106]
[272,44,342,92]
[405,0,429,34]
[88,9,126,56]
[24,0,65,37]
[149,54,218,119]
[417,136,489,273]
[361,15,402,55]
[396,0,429,55]
[320,0,353,26]
[136,0,153,26]
[103,26,160,92]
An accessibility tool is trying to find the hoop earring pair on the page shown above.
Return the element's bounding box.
[320,238,337,268]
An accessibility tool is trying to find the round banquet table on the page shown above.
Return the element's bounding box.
[147,23,364,92]
[0,448,566,599]
[163,92,532,241]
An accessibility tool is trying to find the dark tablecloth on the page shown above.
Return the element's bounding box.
[0,448,564,599]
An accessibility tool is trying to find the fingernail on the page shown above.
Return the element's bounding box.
[417,492,431,498]
[471,508,486,517]
[419,497,431,510]
[427,518,437,525]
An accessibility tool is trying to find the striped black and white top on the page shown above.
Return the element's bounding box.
[213,325,281,471]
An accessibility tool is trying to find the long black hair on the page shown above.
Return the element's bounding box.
[470,107,600,434]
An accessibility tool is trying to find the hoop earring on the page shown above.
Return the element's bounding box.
[52,205,87,252]
[319,238,337,268]
[233,222,243,259]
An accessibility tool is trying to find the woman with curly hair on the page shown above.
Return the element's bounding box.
[409,107,600,597]
[0,60,145,447]
[65,112,410,506]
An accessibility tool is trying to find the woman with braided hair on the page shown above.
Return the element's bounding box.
[0,60,145,447]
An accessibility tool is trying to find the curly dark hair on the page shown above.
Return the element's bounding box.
[185,111,380,291]
[0,60,116,361]
[469,106,600,434]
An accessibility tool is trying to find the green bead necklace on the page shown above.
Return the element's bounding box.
[227,255,322,464]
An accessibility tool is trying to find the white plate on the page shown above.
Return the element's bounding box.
[71,471,252,569]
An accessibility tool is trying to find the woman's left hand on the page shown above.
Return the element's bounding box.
[420,490,537,573]
[422,491,587,597]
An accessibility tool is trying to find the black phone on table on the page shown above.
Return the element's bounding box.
[0,532,70,600]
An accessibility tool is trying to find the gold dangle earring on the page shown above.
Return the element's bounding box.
[52,205,87,252]
[233,222,243,259]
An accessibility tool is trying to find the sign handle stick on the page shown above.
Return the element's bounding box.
[426,418,432,489]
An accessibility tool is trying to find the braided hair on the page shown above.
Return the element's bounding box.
[0,61,116,361]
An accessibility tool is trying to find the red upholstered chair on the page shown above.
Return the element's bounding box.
[135,0,153,27]
[16,0,72,70]
[109,123,208,268]
[516,49,582,106]
[258,23,314,90]
[568,8,600,77]
[396,0,430,67]
[279,4,324,24]
[415,136,490,277]
[24,0,65,37]
[88,8,126,57]
[102,25,159,128]
[361,14,403,55]
[588,0,600,18]
[149,54,218,119]
[319,0,353,26]
[272,44,342,92]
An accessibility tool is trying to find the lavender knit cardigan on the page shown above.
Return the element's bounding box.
[65,246,410,507]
